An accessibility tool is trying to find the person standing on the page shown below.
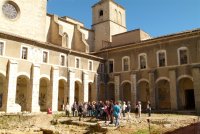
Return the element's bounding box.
[109,100,114,124]
[135,102,139,118]
[113,102,120,127]
[65,103,70,117]
[122,101,127,118]
[126,101,132,120]
[72,102,77,117]
[146,101,151,117]
[138,101,142,118]
[78,103,83,121]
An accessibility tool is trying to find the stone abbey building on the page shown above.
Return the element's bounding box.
[0,0,200,113]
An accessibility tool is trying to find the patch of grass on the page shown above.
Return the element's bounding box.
[134,129,149,134]
[0,115,30,129]
[53,113,65,119]
[133,127,162,134]
[85,124,108,134]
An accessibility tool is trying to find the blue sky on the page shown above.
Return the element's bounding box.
[47,0,200,37]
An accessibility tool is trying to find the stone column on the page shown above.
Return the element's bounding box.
[4,60,21,113]
[83,71,89,102]
[28,64,40,112]
[92,73,98,101]
[169,68,178,110]
[131,74,137,109]
[68,69,75,109]
[192,66,200,114]
[149,70,156,109]
[114,75,120,101]
[50,66,59,112]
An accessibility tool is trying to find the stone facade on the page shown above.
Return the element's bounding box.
[96,30,200,113]
[0,0,200,114]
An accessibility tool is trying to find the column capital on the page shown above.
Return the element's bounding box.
[148,69,156,74]
[32,63,40,68]
[131,70,138,75]
[68,68,75,73]
[131,73,137,79]
[192,64,200,69]
[83,71,89,75]
[51,66,59,70]
[9,60,18,64]
[168,67,177,71]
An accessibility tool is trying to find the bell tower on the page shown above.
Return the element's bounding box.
[92,0,127,52]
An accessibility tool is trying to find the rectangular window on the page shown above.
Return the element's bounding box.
[108,60,114,73]
[123,58,129,71]
[89,61,93,71]
[158,52,166,67]
[76,58,80,68]
[60,55,65,66]
[0,42,4,56]
[100,63,104,73]
[180,49,188,64]
[43,51,48,63]
[140,55,146,69]
[21,47,28,60]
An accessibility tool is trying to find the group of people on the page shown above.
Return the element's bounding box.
[63,100,151,127]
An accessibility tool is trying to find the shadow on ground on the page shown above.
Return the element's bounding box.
[165,122,200,134]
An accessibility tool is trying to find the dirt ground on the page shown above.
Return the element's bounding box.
[0,112,199,134]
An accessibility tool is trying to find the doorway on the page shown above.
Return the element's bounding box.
[185,89,195,110]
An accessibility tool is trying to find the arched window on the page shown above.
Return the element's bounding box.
[122,56,130,71]
[178,47,189,65]
[99,10,103,17]
[75,57,81,68]
[119,11,122,25]
[108,59,114,73]
[138,53,147,69]
[115,9,118,22]
[157,50,167,67]
[0,41,5,56]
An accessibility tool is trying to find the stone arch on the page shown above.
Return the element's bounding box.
[99,9,104,17]
[137,79,149,85]
[137,80,150,108]
[16,75,30,111]
[75,81,83,103]
[0,70,6,77]
[99,83,106,101]
[58,79,67,111]
[75,78,82,84]
[121,80,131,86]
[59,76,68,82]
[17,72,30,79]
[121,82,131,102]
[39,77,50,112]
[177,75,193,82]
[178,78,195,110]
[0,73,6,111]
[156,79,171,109]
[107,82,115,101]
[156,77,170,84]
[40,74,50,80]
